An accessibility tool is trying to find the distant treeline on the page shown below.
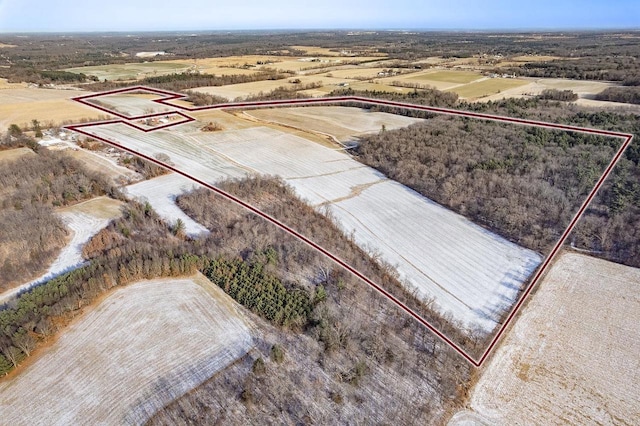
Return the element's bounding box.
[496,56,640,83]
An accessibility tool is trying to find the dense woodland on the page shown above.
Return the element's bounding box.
[0,137,118,291]
[329,89,640,266]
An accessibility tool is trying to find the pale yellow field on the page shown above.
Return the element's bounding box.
[405,69,483,84]
[348,81,418,93]
[0,87,108,129]
[58,196,124,221]
[65,62,191,81]
[290,45,344,56]
[0,43,16,48]
[0,78,25,89]
[192,74,353,100]
[246,106,424,142]
[321,68,410,79]
[509,55,567,62]
[477,77,618,103]
[0,147,35,162]
[450,252,640,425]
[448,78,529,99]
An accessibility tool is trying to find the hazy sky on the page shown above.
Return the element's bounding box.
[0,0,638,32]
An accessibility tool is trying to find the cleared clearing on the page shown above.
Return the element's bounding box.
[125,173,210,237]
[0,197,123,305]
[83,118,542,332]
[319,67,405,79]
[0,87,108,129]
[0,147,35,162]
[88,93,173,117]
[450,252,640,425]
[246,106,424,142]
[65,147,140,185]
[65,62,190,81]
[478,77,618,103]
[192,74,351,101]
[0,274,254,425]
[448,78,529,99]
[405,69,483,84]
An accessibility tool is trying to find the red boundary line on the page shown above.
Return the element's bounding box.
[66,86,634,367]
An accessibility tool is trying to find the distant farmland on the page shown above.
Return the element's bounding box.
[0,275,254,425]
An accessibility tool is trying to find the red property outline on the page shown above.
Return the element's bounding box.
[66,86,634,366]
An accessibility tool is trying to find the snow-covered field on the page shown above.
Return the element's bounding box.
[0,197,122,305]
[450,252,640,425]
[125,173,210,237]
[89,93,173,117]
[0,274,254,425]
[247,106,424,142]
[82,115,542,333]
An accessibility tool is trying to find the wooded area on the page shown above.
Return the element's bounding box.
[337,90,639,267]
[0,137,118,291]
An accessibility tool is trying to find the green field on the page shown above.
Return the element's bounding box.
[448,78,528,99]
[65,62,191,81]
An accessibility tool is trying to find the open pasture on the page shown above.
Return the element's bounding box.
[0,147,35,162]
[450,252,640,425]
[448,77,529,99]
[65,61,190,81]
[0,87,107,129]
[246,106,424,142]
[87,92,174,117]
[0,274,254,425]
[191,74,351,100]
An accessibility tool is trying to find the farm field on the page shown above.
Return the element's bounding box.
[0,274,254,425]
[450,252,640,425]
[65,54,382,81]
[82,116,542,333]
[406,70,483,84]
[374,69,485,90]
[0,87,108,129]
[478,77,618,103]
[0,147,35,162]
[246,106,424,142]
[0,78,24,89]
[448,77,529,99]
[191,74,352,101]
[88,92,174,117]
[318,67,408,79]
[0,197,122,305]
[125,173,209,237]
[65,61,191,81]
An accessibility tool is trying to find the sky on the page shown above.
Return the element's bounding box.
[0,0,638,32]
